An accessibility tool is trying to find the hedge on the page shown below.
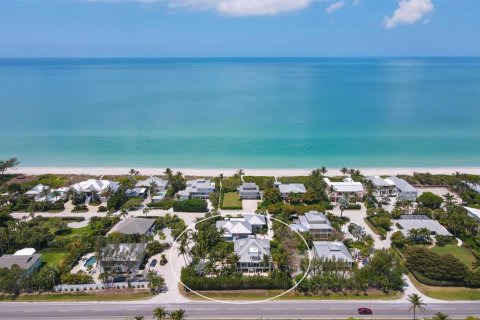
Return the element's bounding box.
[410,270,463,287]
[147,200,175,210]
[181,267,288,290]
[345,204,361,210]
[173,199,208,212]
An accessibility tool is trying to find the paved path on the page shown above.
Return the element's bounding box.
[1,300,479,319]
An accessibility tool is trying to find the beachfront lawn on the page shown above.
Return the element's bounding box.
[40,251,68,267]
[221,192,242,210]
[243,176,275,190]
[277,176,311,185]
[431,244,476,269]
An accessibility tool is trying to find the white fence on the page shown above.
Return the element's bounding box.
[55,281,149,292]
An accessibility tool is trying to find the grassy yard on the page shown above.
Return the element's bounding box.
[277,176,311,185]
[221,192,242,210]
[243,176,275,190]
[183,289,402,301]
[40,252,68,267]
[0,291,152,302]
[431,245,477,269]
[408,273,480,300]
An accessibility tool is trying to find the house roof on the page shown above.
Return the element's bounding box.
[14,248,36,256]
[216,220,252,236]
[0,254,41,270]
[108,217,155,235]
[243,214,267,226]
[312,241,353,263]
[26,184,49,195]
[463,206,480,222]
[291,211,333,232]
[135,176,168,188]
[72,179,119,193]
[238,183,260,192]
[100,243,146,262]
[366,176,392,187]
[387,176,417,193]
[396,215,451,236]
[324,178,364,193]
[279,183,306,194]
[234,236,271,263]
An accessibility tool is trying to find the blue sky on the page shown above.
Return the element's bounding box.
[0,0,478,57]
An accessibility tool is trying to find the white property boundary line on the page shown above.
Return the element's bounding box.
[168,213,313,305]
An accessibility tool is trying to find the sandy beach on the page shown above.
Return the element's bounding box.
[7,166,480,177]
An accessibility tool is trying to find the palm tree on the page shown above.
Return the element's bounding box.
[432,312,450,320]
[152,307,168,320]
[149,181,158,196]
[407,293,426,320]
[133,316,145,320]
[164,168,173,181]
[178,237,189,264]
[120,208,129,219]
[443,193,455,206]
[143,207,150,217]
[169,309,186,320]
[235,169,244,179]
[320,166,327,175]
[337,197,348,218]
[340,167,349,176]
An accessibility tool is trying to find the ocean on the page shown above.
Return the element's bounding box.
[0,57,479,168]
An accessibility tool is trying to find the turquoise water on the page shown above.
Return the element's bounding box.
[0,58,479,168]
[84,256,97,268]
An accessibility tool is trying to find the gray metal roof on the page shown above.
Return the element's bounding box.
[396,216,452,236]
[387,176,418,193]
[366,176,391,187]
[291,211,333,232]
[108,217,155,235]
[312,241,353,263]
[136,176,168,188]
[234,236,271,263]
[0,254,41,270]
[216,220,252,235]
[279,183,306,194]
[237,183,260,193]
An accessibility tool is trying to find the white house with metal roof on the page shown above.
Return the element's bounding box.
[365,176,396,197]
[0,248,42,275]
[216,214,267,240]
[71,179,120,202]
[277,183,307,200]
[234,235,271,273]
[324,178,364,202]
[396,215,452,237]
[26,184,49,199]
[386,176,418,201]
[464,206,480,223]
[311,241,354,267]
[290,211,334,240]
[178,178,215,200]
[136,176,169,193]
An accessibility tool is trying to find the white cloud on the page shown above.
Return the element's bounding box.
[168,0,311,16]
[326,0,345,14]
[384,0,434,29]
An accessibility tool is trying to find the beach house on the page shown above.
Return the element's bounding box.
[277,183,307,200]
[464,206,480,223]
[324,178,364,202]
[311,241,354,268]
[237,182,261,200]
[0,248,42,275]
[234,235,271,273]
[396,215,452,237]
[108,217,156,236]
[365,176,396,197]
[25,184,49,200]
[216,214,267,240]
[177,178,215,200]
[290,211,334,240]
[387,176,418,201]
[136,177,169,193]
[98,243,146,277]
[71,179,120,202]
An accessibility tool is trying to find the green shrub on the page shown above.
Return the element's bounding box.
[98,206,107,212]
[243,176,275,190]
[173,199,208,212]
[72,204,88,212]
[147,200,175,209]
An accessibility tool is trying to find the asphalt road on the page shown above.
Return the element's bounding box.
[1,300,479,319]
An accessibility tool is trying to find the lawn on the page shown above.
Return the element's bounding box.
[221,192,242,210]
[277,176,311,185]
[408,273,480,300]
[431,245,476,269]
[0,291,152,302]
[40,252,68,267]
[243,176,275,190]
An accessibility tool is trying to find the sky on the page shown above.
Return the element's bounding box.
[0,0,479,57]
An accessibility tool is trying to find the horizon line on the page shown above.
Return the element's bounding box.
[1,55,480,59]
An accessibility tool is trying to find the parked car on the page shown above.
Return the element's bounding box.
[149,259,158,268]
[358,308,373,315]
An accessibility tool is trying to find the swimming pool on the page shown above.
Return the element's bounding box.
[84,256,97,268]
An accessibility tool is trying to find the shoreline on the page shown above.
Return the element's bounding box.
[7,166,480,177]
